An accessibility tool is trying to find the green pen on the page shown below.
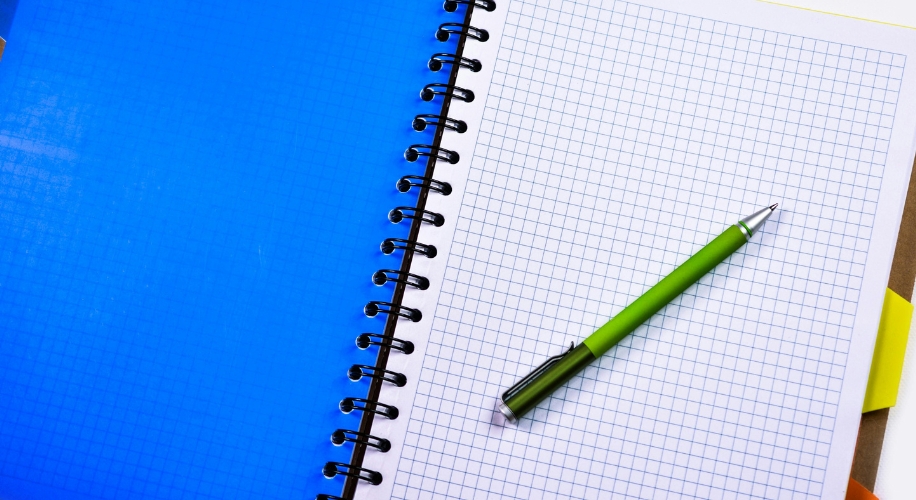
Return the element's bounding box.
[498,204,779,423]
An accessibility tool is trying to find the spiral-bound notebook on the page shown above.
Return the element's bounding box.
[323,0,916,499]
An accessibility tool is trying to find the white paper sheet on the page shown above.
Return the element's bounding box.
[361,1,916,498]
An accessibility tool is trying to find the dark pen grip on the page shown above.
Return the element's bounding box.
[501,344,596,421]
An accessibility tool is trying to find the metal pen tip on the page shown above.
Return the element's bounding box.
[769,203,778,210]
[497,399,518,424]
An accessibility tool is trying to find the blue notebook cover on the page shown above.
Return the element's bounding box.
[0,0,458,498]
[0,0,15,39]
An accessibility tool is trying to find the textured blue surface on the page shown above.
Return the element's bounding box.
[0,1,458,498]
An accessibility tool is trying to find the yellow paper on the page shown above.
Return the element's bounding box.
[863,289,914,413]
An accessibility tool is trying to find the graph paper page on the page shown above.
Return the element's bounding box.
[362,1,916,498]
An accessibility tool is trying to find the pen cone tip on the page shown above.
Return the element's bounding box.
[769,203,778,210]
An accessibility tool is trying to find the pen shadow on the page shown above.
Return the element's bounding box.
[486,398,511,436]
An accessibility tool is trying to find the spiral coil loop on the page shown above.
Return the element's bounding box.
[397,175,452,196]
[380,238,437,258]
[321,1,495,497]
[373,269,430,290]
[421,83,475,103]
[404,144,459,164]
[356,333,415,354]
[444,0,497,12]
[348,364,407,387]
[331,429,392,452]
[339,397,399,419]
[428,52,482,73]
[388,206,444,227]
[322,462,382,486]
[436,22,489,42]
[413,113,467,133]
[364,301,422,322]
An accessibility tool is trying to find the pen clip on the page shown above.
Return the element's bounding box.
[501,342,575,402]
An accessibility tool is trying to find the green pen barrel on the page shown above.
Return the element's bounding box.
[501,224,749,421]
[500,344,596,422]
[583,225,748,356]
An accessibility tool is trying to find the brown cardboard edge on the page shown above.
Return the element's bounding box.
[849,153,916,493]
[0,36,6,62]
[850,409,890,491]
[887,155,916,303]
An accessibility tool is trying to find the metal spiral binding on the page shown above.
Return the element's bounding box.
[363,301,422,322]
[404,144,459,164]
[379,238,437,258]
[338,397,399,419]
[420,83,475,102]
[412,113,467,133]
[372,269,430,290]
[331,429,392,453]
[396,175,452,196]
[355,333,414,354]
[322,463,382,486]
[319,2,492,499]
[436,22,489,42]
[444,0,497,13]
[348,364,408,387]
[428,52,481,73]
[388,206,445,226]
